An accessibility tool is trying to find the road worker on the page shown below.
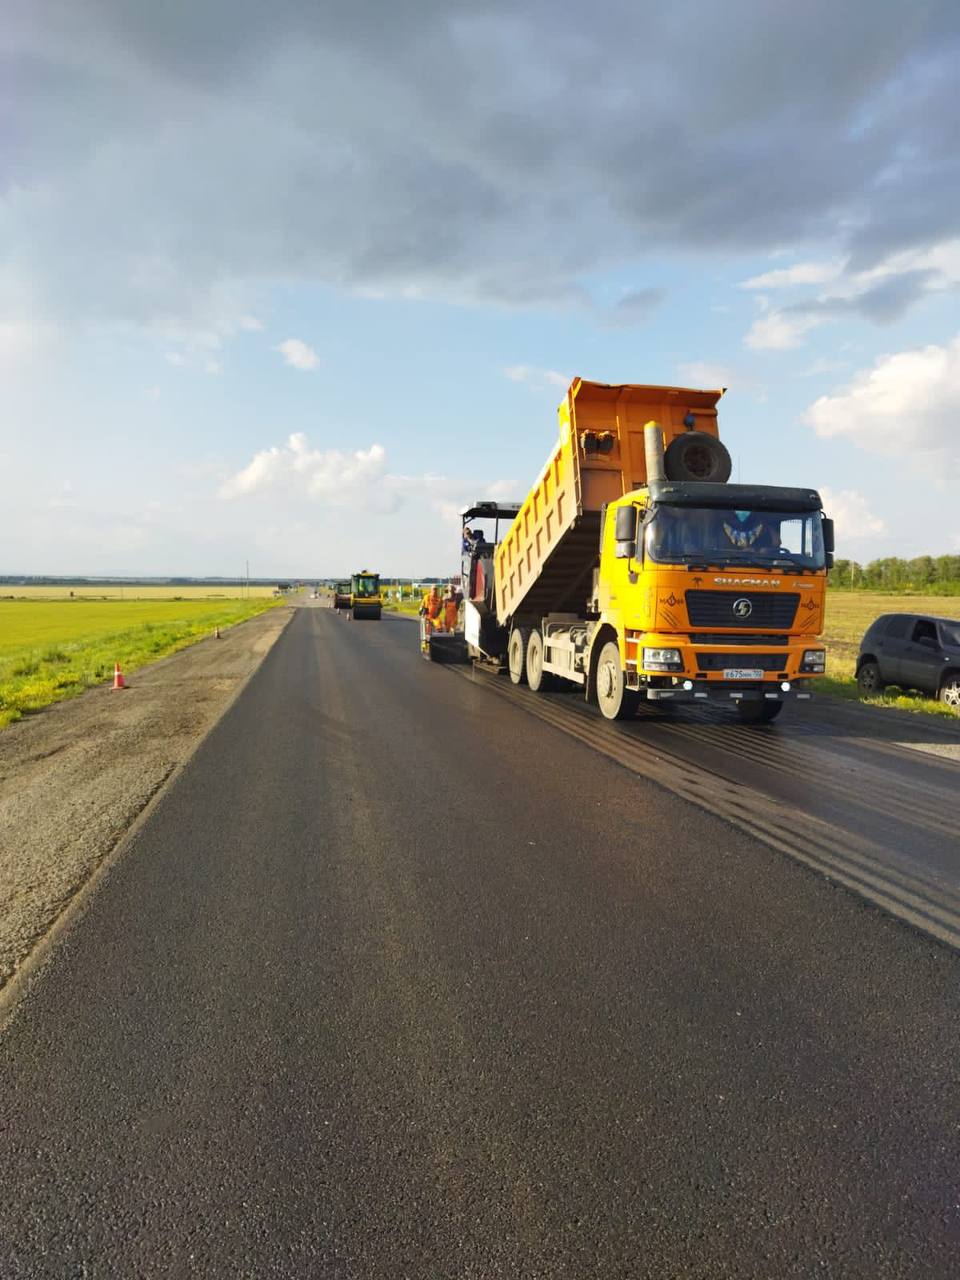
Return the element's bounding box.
[442,586,459,634]
[419,585,443,648]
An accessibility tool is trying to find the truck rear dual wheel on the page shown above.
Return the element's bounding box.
[596,641,638,721]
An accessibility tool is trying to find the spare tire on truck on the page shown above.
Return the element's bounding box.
[663,432,732,483]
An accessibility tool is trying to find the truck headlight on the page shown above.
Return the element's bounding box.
[643,647,683,671]
[801,648,826,673]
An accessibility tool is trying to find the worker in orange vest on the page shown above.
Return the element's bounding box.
[442,585,459,634]
[419,585,443,649]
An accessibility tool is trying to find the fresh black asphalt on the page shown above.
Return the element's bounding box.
[2,606,959,1277]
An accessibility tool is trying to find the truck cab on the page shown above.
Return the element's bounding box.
[596,480,832,721]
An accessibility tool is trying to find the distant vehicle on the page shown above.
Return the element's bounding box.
[333,582,352,610]
[857,614,960,710]
[350,570,382,620]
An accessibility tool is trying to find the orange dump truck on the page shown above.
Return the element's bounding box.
[460,379,833,723]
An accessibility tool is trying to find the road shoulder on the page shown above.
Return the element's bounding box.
[0,606,293,1000]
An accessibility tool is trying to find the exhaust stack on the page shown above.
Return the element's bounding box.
[644,421,666,483]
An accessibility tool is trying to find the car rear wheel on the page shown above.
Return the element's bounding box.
[857,660,884,697]
[939,675,960,713]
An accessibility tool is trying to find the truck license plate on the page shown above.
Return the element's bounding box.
[724,668,763,680]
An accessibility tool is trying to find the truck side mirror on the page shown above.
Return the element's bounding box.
[614,505,637,558]
[821,516,835,570]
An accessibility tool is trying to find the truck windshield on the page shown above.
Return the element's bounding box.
[645,506,825,570]
[353,576,379,596]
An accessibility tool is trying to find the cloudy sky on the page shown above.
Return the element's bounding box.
[3,0,959,576]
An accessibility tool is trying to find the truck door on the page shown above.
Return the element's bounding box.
[899,619,943,693]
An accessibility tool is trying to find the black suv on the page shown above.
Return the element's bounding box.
[857,614,960,711]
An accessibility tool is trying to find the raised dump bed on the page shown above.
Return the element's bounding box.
[494,380,723,625]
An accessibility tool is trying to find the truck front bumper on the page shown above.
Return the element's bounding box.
[644,682,813,704]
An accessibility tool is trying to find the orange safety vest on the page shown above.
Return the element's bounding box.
[423,592,442,620]
[443,599,458,630]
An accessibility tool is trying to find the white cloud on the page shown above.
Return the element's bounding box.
[275,338,320,371]
[742,237,960,353]
[220,434,386,502]
[817,487,885,546]
[742,261,844,290]
[806,336,960,472]
[504,365,570,391]
[744,312,818,350]
[218,432,519,530]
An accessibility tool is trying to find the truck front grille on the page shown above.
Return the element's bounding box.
[689,632,788,646]
[685,590,799,629]
[695,653,787,672]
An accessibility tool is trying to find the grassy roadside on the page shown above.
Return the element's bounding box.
[1,584,277,600]
[0,598,280,728]
[382,599,422,617]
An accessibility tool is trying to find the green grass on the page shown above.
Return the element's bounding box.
[0,598,280,728]
[382,598,422,616]
[815,590,960,717]
[1,584,278,600]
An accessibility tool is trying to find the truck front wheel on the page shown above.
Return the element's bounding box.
[526,630,550,692]
[595,642,638,721]
[508,627,531,685]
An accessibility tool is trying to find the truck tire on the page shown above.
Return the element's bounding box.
[526,629,550,692]
[737,700,783,723]
[508,627,531,685]
[857,659,884,697]
[663,431,732,483]
[595,641,638,720]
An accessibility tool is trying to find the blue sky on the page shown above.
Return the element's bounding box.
[3,0,959,577]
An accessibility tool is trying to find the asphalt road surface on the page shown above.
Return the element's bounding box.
[2,605,960,1278]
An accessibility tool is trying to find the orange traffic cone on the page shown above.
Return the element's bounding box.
[112,662,126,690]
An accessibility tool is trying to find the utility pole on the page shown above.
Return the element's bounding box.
[245,560,250,600]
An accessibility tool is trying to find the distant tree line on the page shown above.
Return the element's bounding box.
[830,556,960,594]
